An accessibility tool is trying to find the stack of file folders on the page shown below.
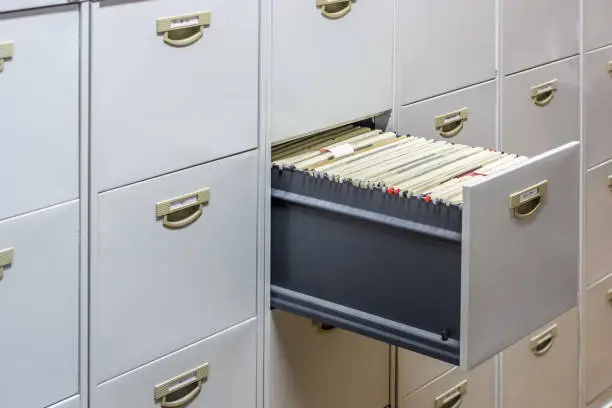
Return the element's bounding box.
[272,126,528,205]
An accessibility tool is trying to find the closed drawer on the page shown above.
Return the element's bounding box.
[0,5,79,221]
[271,139,579,370]
[94,318,256,408]
[0,0,81,13]
[91,0,258,191]
[398,80,496,149]
[50,396,80,408]
[397,349,454,399]
[502,0,578,74]
[0,201,79,408]
[270,311,389,408]
[501,307,578,408]
[588,384,612,408]
[585,46,612,168]
[585,160,612,287]
[584,0,612,52]
[271,0,393,143]
[502,57,579,157]
[96,150,257,382]
[399,357,495,408]
[585,272,612,403]
[398,0,495,104]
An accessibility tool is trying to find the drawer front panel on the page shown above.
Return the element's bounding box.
[584,0,612,52]
[398,80,496,149]
[399,358,495,408]
[397,349,454,399]
[95,319,257,408]
[0,0,80,13]
[0,201,79,408]
[91,0,258,191]
[462,142,579,369]
[585,46,612,169]
[501,307,579,408]
[270,311,390,408]
[585,160,612,287]
[398,0,495,104]
[50,396,80,408]
[502,0,578,74]
[585,273,612,403]
[97,151,257,382]
[503,57,579,157]
[0,6,79,220]
[271,0,393,143]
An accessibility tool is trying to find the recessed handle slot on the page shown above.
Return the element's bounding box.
[509,180,548,220]
[154,363,209,408]
[434,108,469,138]
[435,380,467,408]
[312,320,336,333]
[531,79,558,107]
[157,11,211,47]
[529,324,558,357]
[316,0,353,19]
[0,41,14,73]
[0,247,14,281]
[156,188,211,229]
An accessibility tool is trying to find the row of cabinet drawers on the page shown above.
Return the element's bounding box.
[398,307,578,408]
[398,56,580,157]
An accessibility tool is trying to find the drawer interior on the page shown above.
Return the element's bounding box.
[270,120,579,369]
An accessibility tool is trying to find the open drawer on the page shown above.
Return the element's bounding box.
[270,132,579,370]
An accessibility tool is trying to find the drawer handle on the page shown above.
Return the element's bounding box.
[155,363,209,408]
[607,61,612,76]
[435,380,467,408]
[156,188,211,229]
[157,11,211,47]
[508,180,548,220]
[606,289,612,304]
[316,0,352,19]
[531,79,558,107]
[529,324,558,357]
[434,108,469,139]
[0,247,14,280]
[0,41,14,72]
[607,175,612,191]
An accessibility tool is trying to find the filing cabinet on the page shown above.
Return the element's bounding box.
[0,5,79,221]
[95,319,257,408]
[270,311,390,408]
[584,160,612,287]
[398,357,496,408]
[0,201,79,408]
[91,0,259,191]
[96,150,257,382]
[397,80,496,149]
[502,0,579,75]
[584,45,612,169]
[397,0,495,105]
[584,0,612,52]
[271,0,393,143]
[585,272,612,403]
[501,307,579,408]
[502,56,579,156]
[397,349,454,399]
[588,385,612,408]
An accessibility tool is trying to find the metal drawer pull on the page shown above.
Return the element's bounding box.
[435,380,467,408]
[0,41,14,72]
[157,12,211,47]
[607,175,612,191]
[531,79,558,107]
[156,188,211,229]
[316,0,352,19]
[509,180,547,220]
[434,108,469,138]
[607,61,612,76]
[606,289,612,304]
[529,324,558,357]
[0,247,14,281]
[155,363,209,408]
